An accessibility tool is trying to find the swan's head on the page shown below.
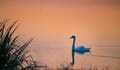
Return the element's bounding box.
[70,35,76,39]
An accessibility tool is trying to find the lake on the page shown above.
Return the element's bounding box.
[28,40,120,69]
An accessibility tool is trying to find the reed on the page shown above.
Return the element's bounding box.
[0,19,40,70]
[56,64,120,70]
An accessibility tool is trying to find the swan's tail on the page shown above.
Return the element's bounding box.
[88,48,91,53]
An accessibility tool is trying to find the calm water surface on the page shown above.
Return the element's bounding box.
[29,41,120,69]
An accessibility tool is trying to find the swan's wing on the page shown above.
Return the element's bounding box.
[75,46,85,50]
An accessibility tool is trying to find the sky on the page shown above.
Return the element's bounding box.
[0,0,120,46]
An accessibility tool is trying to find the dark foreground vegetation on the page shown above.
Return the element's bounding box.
[0,19,45,70]
[56,64,120,70]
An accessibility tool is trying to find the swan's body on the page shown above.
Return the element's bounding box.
[70,35,91,65]
[74,46,91,54]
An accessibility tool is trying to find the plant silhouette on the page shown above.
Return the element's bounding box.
[0,19,39,70]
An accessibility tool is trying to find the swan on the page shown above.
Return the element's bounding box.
[70,35,91,65]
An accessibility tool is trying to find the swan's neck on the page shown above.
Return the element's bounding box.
[71,37,76,65]
[72,38,76,49]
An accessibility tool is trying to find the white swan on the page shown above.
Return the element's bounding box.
[70,35,91,65]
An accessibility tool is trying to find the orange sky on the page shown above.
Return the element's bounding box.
[0,1,120,46]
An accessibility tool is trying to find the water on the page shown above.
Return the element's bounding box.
[29,44,120,69]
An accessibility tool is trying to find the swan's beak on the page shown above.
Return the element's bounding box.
[70,36,72,39]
